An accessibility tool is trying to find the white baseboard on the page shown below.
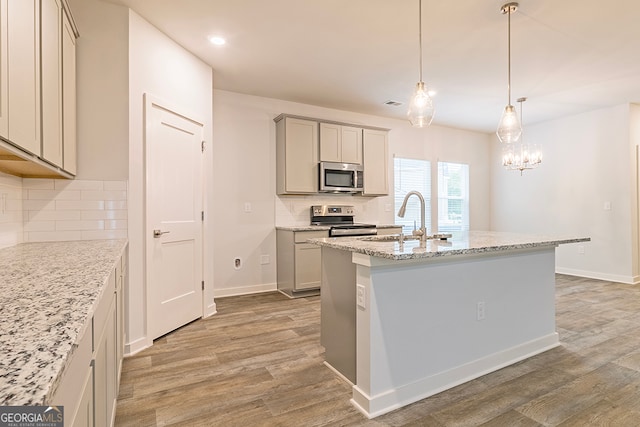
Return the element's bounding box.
[124,336,152,357]
[351,333,560,419]
[213,282,277,298]
[556,267,636,284]
[204,301,217,317]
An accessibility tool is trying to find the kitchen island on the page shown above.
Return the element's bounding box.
[311,231,589,418]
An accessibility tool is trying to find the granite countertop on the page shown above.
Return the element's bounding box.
[309,230,590,261]
[0,239,128,406]
[275,224,401,231]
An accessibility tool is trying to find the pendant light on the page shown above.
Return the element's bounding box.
[502,97,542,174]
[496,2,522,144]
[407,0,435,127]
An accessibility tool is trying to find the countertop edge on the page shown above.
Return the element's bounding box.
[309,232,590,261]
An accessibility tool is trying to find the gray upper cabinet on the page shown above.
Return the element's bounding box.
[275,114,389,196]
[362,128,389,196]
[6,0,41,155]
[319,122,362,164]
[275,115,319,194]
[0,0,77,178]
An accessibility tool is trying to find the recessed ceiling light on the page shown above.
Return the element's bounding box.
[208,35,226,46]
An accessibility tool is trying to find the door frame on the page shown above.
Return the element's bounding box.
[142,93,210,344]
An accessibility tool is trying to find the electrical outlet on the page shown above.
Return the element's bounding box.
[578,245,585,255]
[476,301,486,321]
[234,257,242,269]
[356,285,366,309]
[260,255,270,265]
[604,201,611,211]
[244,202,252,213]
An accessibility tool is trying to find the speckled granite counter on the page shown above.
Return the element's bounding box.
[275,224,400,232]
[310,230,590,261]
[0,239,128,405]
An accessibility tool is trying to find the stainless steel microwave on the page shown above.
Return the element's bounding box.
[319,162,363,193]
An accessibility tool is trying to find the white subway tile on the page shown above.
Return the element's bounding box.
[22,179,56,190]
[28,189,82,201]
[24,221,56,232]
[105,201,127,210]
[25,231,82,242]
[104,220,127,230]
[103,181,127,191]
[23,200,56,211]
[55,200,105,211]
[81,229,127,240]
[29,210,81,221]
[54,180,104,191]
[56,220,104,231]
[81,190,127,201]
[82,210,127,220]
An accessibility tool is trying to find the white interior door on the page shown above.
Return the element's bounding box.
[145,94,204,340]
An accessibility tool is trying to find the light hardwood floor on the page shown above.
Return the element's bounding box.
[115,275,640,426]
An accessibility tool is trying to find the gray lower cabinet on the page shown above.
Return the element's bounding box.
[51,248,127,427]
[276,229,328,297]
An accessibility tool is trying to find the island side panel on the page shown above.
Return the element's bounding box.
[320,246,358,383]
[352,247,560,418]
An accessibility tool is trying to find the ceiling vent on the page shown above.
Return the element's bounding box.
[384,100,403,107]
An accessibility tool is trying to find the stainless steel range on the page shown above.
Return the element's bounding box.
[310,205,377,237]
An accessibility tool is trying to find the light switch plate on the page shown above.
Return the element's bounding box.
[356,285,366,309]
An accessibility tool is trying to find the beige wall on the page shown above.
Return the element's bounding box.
[128,10,214,353]
[491,103,638,283]
[68,0,129,180]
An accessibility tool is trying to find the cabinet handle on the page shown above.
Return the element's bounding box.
[153,229,170,238]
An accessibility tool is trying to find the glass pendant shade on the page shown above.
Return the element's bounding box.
[496,104,522,143]
[408,82,435,127]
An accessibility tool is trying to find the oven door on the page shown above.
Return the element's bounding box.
[319,162,363,193]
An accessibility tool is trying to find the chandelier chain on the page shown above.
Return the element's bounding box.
[418,0,423,82]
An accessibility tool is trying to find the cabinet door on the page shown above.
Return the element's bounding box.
[319,122,340,162]
[94,292,117,427]
[41,0,63,167]
[340,126,362,164]
[362,129,389,196]
[283,118,318,194]
[0,0,7,138]
[62,8,76,174]
[294,243,321,290]
[7,0,40,154]
[72,368,94,427]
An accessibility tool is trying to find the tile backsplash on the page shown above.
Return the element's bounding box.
[0,171,127,249]
[275,194,391,226]
[23,178,128,242]
[0,173,24,249]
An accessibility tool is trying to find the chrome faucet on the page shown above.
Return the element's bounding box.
[397,190,427,242]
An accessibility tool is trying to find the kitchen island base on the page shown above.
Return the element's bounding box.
[322,244,561,419]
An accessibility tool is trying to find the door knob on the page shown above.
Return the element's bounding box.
[153,229,170,238]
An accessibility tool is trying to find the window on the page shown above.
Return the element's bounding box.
[394,157,431,234]
[437,162,469,233]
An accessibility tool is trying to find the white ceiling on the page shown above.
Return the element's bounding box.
[111,0,640,133]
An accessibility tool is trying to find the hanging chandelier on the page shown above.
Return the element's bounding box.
[407,0,435,127]
[502,97,542,174]
[496,2,521,144]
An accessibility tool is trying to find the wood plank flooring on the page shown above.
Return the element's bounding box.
[115,275,640,426]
